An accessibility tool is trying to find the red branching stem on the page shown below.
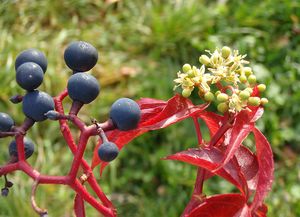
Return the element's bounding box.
[54,91,115,211]
[192,116,203,145]
[70,180,115,217]
[0,88,116,217]
[16,134,25,161]
[0,162,19,175]
[68,132,90,180]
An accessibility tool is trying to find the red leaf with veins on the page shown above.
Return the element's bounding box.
[234,146,259,193]
[165,147,248,196]
[91,94,208,169]
[217,107,263,170]
[197,111,224,140]
[250,128,274,211]
[188,194,250,217]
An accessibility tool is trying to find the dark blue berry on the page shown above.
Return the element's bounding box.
[15,49,47,73]
[16,62,44,91]
[67,73,100,104]
[109,98,141,131]
[0,112,14,132]
[64,41,98,72]
[97,142,119,162]
[8,137,35,159]
[1,187,9,197]
[22,90,55,122]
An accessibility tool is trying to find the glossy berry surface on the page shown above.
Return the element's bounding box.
[64,41,98,72]
[109,98,141,131]
[97,142,119,162]
[16,62,44,91]
[22,90,55,122]
[0,112,14,132]
[8,137,35,159]
[15,48,47,73]
[67,73,100,104]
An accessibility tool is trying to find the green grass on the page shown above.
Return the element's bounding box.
[0,0,300,216]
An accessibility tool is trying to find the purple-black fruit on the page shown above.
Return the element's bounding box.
[109,98,141,131]
[8,137,35,160]
[16,62,44,91]
[15,49,47,73]
[64,41,98,72]
[0,112,14,132]
[97,142,119,162]
[22,90,54,121]
[67,73,100,104]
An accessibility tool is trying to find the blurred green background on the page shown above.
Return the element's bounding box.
[0,0,300,216]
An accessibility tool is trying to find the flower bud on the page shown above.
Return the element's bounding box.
[239,90,250,100]
[257,84,266,92]
[182,64,192,73]
[221,46,231,59]
[248,97,261,106]
[217,103,228,113]
[182,89,192,98]
[204,92,214,102]
[199,55,210,66]
[248,75,257,84]
[217,93,229,102]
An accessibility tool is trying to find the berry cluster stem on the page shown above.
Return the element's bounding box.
[0,89,116,217]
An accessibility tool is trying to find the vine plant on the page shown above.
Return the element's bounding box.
[0,43,274,217]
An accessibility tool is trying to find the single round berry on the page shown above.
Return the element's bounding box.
[8,137,35,160]
[1,187,9,197]
[0,112,14,132]
[67,73,100,104]
[97,142,119,162]
[109,98,141,131]
[64,41,98,72]
[22,90,55,122]
[15,48,47,73]
[16,62,44,91]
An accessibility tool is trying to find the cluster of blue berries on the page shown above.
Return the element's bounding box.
[0,40,141,180]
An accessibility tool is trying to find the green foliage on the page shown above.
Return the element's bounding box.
[0,0,299,216]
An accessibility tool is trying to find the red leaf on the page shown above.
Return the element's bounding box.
[165,147,248,196]
[74,194,85,217]
[197,111,224,140]
[217,107,264,170]
[188,194,250,217]
[234,146,259,193]
[91,94,208,169]
[250,128,274,211]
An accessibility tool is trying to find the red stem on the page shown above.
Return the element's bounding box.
[70,180,115,217]
[181,117,206,217]
[208,113,235,147]
[54,90,115,210]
